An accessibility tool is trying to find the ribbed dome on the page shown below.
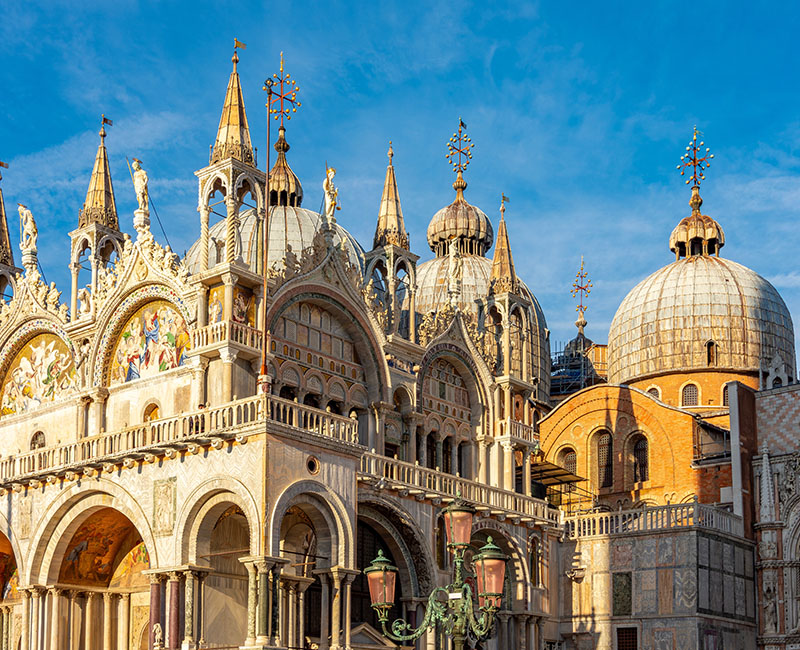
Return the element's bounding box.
[608,255,796,384]
[427,199,493,257]
[184,206,365,275]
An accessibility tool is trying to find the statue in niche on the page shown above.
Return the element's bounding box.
[131,158,149,212]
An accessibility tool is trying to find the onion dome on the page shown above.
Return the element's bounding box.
[608,131,795,384]
[426,171,493,256]
[268,126,303,207]
[668,185,725,258]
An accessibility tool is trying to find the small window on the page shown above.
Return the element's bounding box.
[597,433,613,488]
[617,627,638,650]
[722,385,729,407]
[30,431,46,450]
[633,437,649,483]
[647,387,660,400]
[682,384,699,407]
[773,377,783,388]
[143,403,160,422]
[706,341,717,366]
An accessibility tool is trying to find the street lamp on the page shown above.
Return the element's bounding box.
[364,499,508,650]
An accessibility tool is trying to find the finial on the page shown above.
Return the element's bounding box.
[446,118,474,200]
[387,141,394,165]
[677,126,714,187]
[100,114,112,140]
[500,193,510,217]
[0,161,7,182]
[233,38,246,66]
[571,256,592,334]
[264,52,301,129]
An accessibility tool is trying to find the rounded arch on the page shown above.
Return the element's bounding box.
[680,380,700,407]
[269,480,354,567]
[645,384,661,400]
[269,286,390,405]
[0,500,27,586]
[26,479,158,585]
[174,475,261,564]
[471,522,530,609]
[91,284,192,386]
[0,318,77,382]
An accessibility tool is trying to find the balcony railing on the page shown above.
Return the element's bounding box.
[359,452,559,526]
[495,417,539,447]
[0,395,357,484]
[565,501,743,539]
[190,321,264,351]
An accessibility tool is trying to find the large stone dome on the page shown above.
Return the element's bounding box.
[608,254,796,385]
[184,206,365,275]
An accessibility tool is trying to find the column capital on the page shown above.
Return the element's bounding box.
[120,591,131,602]
[168,571,182,582]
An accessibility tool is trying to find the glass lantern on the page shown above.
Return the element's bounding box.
[442,500,476,550]
[365,549,398,611]
[473,536,508,610]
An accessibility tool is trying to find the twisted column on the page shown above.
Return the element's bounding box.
[199,204,210,271]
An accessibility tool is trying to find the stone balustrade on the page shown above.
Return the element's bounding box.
[495,417,539,446]
[359,452,560,526]
[564,501,744,538]
[0,395,357,484]
[190,320,264,351]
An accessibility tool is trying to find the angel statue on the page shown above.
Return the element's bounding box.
[323,166,339,223]
[132,158,149,212]
[18,204,37,253]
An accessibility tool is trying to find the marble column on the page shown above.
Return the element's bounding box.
[167,573,180,649]
[3,606,9,650]
[243,563,257,646]
[199,204,210,271]
[270,565,281,647]
[102,592,114,650]
[285,582,295,650]
[30,589,40,650]
[342,575,354,650]
[329,573,341,650]
[225,197,239,264]
[183,570,196,648]
[502,441,516,491]
[197,574,206,646]
[255,562,269,644]
[149,575,163,650]
[49,588,62,650]
[84,593,96,650]
[0,607,6,650]
[69,592,80,650]
[297,586,306,650]
[69,262,80,321]
[20,589,30,650]
[118,593,131,650]
[523,449,532,496]
[318,573,330,650]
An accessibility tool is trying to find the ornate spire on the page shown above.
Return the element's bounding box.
[446,118,474,202]
[571,256,592,336]
[670,127,724,259]
[373,142,409,249]
[0,161,13,267]
[79,115,118,230]
[210,42,255,166]
[490,195,518,294]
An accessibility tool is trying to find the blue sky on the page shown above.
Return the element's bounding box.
[2,1,800,350]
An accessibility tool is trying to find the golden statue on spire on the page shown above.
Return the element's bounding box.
[446,118,474,174]
[677,126,714,186]
[264,52,301,128]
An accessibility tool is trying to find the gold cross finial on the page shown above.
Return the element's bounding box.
[446,118,474,174]
[571,256,592,314]
[677,126,714,186]
[263,52,301,129]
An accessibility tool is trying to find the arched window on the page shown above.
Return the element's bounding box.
[773,377,784,389]
[530,537,540,587]
[682,383,699,407]
[143,403,160,422]
[706,341,717,366]
[597,433,613,489]
[722,385,729,407]
[647,386,660,400]
[560,448,577,475]
[30,431,46,450]
[632,436,649,483]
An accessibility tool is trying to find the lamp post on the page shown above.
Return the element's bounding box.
[364,500,508,650]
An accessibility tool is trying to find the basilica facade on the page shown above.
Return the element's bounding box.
[0,51,793,650]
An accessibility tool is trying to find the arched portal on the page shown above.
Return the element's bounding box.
[0,532,19,604]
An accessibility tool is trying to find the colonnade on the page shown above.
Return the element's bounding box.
[146,568,209,650]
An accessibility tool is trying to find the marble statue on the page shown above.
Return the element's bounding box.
[153,622,163,648]
[18,205,37,253]
[132,159,149,212]
[447,238,462,304]
[323,167,339,223]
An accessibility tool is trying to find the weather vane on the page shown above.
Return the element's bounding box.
[446,118,474,174]
[677,126,714,186]
[571,256,592,314]
[263,52,301,128]
[500,193,510,216]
